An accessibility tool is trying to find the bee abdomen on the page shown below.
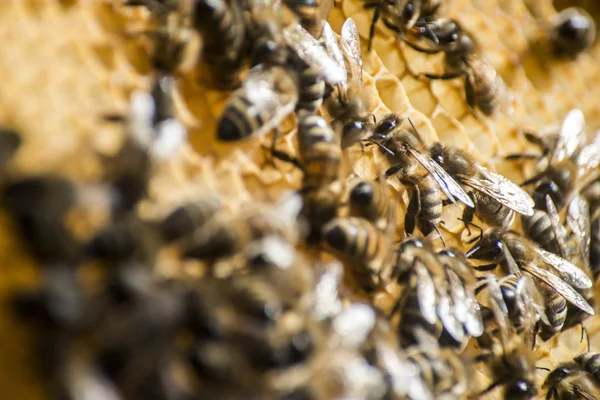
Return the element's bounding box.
[521,211,559,254]
[298,114,340,187]
[218,92,262,141]
[160,198,222,242]
[575,352,600,380]
[399,290,443,345]
[539,285,567,341]
[285,0,320,37]
[417,179,442,235]
[296,64,325,112]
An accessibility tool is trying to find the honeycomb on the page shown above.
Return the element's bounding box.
[0,0,599,399]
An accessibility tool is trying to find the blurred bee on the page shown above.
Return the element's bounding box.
[217,5,345,141]
[370,115,473,239]
[467,229,594,341]
[405,327,469,400]
[406,18,509,116]
[550,7,596,58]
[348,179,396,231]
[183,193,303,262]
[193,0,248,88]
[392,238,482,347]
[322,19,377,149]
[543,352,600,400]
[473,274,539,400]
[429,142,534,230]
[284,0,333,38]
[361,0,442,50]
[321,216,393,292]
[160,196,223,242]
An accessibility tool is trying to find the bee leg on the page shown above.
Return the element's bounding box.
[580,322,590,352]
[474,263,497,272]
[420,71,464,81]
[469,381,501,399]
[432,223,446,247]
[404,187,420,236]
[368,140,395,156]
[520,172,545,187]
[504,152,541,161]
[363,4,380,52]
[267,146,306,175]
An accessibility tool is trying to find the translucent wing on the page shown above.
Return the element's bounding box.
[485,274,510,346]
[524,264,594,315]
[282,23,346,84]
[462,165,535,216]
[501,240,521,275]
[333,302,376,348]
[545,195,569,259]
[535,247,592,289]
[463,288,484,337]
[152,118,187,160]
[243,65,299,138]
[437,288,465,343]
[567,194,591,265]
[407,147,475,208]
[340,18,363,83]
[577,131,600,174]
[321,22,347,84]
[515,275,550,327]
[551,108,585,164]
[313,262,344,320]
[414,259,438,325]
[446,268,468,324]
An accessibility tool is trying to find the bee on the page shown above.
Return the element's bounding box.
[322,19,377,149]
[392,238,482,347]
[217,8,345,142]
[348,179,396,231]
[551,7,596,58]
[321,216,393,292]
[405,328,469,400]
[429,142,535,230]
[183,193,303,262]
[193,0,248,88]
[473,274,539,400]
[361,0,442,51]
[466,229,594,341]
[370,115,473,239]
[543,352,600,400]
[522,195,570,257]
[159,196,223,242]
[2,175,81,263]
[283,0,333,38]
[589,199,600,282]
[406,18,509,116]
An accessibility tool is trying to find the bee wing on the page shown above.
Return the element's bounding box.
[515,275,551,327]
[545,195,569,259]
[534,247,592,289]
[524,264,594,315]
[412,326,440,357]
[567,194,591,264]
[447,268,483,337]
[282,23,347,84]
[485,273,510,345]
[313,262,344,320]
[577,131,600,174]
[437,288,465,343]
[414,259,438,325]
[332,302,376,348]
[551,108,585,164]
[379,342,434,400]
[340,18,363,84]
[321,22,347,84]
[243,66,298,137]
[464,288,484,337]
[462,165,535,216]
[407,147,475,208]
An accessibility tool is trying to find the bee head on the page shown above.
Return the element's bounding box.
[350,182,374,207]
[543,366,572,390]
[505,380,537,400]
[466,229,503,260]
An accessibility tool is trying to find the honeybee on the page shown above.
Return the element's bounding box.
[217,7,345,142]
[543,352,600,400]
[160,196,223,243]
[322,19,377,149]
[362,0,442,51]
[370,115,473,239]
[284,0,333,38]
[392,238,482,347]
[551,7,597,58]
[183,192,304,262]
[194,0,248,88]
[348,179,396,231]
[321,216,393,292]
[429,142,534,230]
[467,229,594,341]
[474,274,539,400]
[406,18,509,116]
[522,195,570,258]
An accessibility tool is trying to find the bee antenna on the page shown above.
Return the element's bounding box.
[580,322,590,352]
[407,117,426,147]
[432,224,446,247]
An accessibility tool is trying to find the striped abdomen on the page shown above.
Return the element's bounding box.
[416,176,442,236]
[285,0,321,37]
[476,193,515,229]
[408,349,466,398]
[521,210,560,255]
[398,286,443,346]
[575,352,600,381]
[194,0,245,60]
[464,61,502,116]
[349,181,392,225]
[498,276,528,334]
[160,197,222,242]
[295,60,326,112]
[218,91,263,141]
[322,217,388,291]
[538,281,567,341]
[297,113,341,188]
